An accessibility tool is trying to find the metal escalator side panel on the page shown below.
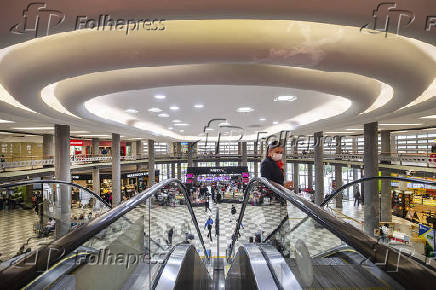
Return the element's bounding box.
[154,244,211,290]
[259,245,301,290]
[226,244,284,290]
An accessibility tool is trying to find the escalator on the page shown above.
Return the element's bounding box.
[1,177,436,289]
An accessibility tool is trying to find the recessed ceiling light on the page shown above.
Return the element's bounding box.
[174,123,189,126]
[259,118,266,121]
[219,122,231,127]
[0,132,14,135]
[237,107,254,113]
[421,115,436,119]
[272,121,279,125]
[158,113,169,118]
[172,120,181,123]
[169,106,180,111]
[148,107,162,113]
[379,123,422,126]
[154,95,166,100]
[125,109,138,114]
[346,128,363,131]
[71,131,90,134]
[274,95,297,102]
[168,127,174,130]
[179,130,185,133]
[0,119,14,124]
[194,104,204,108]
[205,128,215,131]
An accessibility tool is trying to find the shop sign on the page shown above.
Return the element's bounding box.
[419,224,436,251]
[70,139,84,146]
[126,172,148,178]
[187,166,249,175]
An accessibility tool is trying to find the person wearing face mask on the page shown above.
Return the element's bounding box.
[261,141,293,189]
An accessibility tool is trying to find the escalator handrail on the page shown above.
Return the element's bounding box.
[0,179,112,209]
[228,177,436,289]
[0,178,209,289]
[321,175,436,207]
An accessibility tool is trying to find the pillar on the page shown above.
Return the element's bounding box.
[92,138,99,155]
[187,142,194,167]
[148,139,155,187]
[335,136,343,208]
[364,122,379,237]
[314,131,324,205]
[292,142,299,194]
[238,142,242,165]
[166,163,171,180]
[92,167,100,195]
[254,141,259,178]
[112,133,121,206]
[241,142,248,166]
[307,164,313,190]
[177,162,182,179]
[43,134,54,160]
[54,124,71,238]
[380,130,392,222]
[171,162,176,178]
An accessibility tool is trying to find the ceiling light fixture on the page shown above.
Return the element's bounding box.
[421,115,436,119]
[158,113,169,118]
[154,95,166,100]
[326,131,354,134]
[205,128,215,131]
[274,95,297,102]
[237,107,254,113]
[272,121,279,125]
[0,119,14,123]
[148,107,162,113]
[259,118,266,121]
[346,128,364,131]
[219,122,231,127]
[168,127,174,130]
[194,104,204,108]
[172,120,181,123]
[125,109,138,114]
[169,106,180,111]
[174,123,189,126]
[179,130,185,133]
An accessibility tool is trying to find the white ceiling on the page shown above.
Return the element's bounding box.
[0,2,435,141]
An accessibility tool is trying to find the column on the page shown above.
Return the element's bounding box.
[292,142,299,194]
[92,167,100,195]
[335,136,343,208]
[364,122,379,237]
[177,162,182,179]
[254,141,259,178]
[380,130,392,222]
[43,134,54,168]
[241,142,248,166]
[112,133,121,206]
[166,163,171,180]
[148,139,155,187]
[314,131,324,205]
[92,138,99,155]
[187,142,194,167]
[54,124,71,238]
[171,162,176,178]
[307,164,313,190]
[238,142,242,166]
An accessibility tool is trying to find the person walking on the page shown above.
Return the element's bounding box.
[205,198,211,213]
[230,204,237,223]
[204,216,214,242]
[167,227,174,246]
[353,187,361,206]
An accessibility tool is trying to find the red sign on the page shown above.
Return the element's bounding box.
[70,139,84,146]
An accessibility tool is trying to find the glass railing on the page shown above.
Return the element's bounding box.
[228,177,436,289]
[0,178,208,289]
[0,180,111,263]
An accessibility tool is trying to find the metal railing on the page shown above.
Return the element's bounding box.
[0,178,208,289]
[228,177,436,290]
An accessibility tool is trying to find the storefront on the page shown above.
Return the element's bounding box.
[186,166,249,184]
[69,139,127,157]
[71,170,160,197]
